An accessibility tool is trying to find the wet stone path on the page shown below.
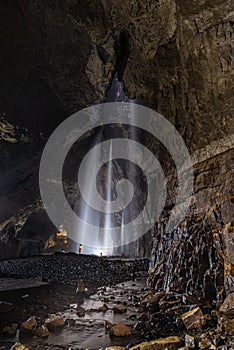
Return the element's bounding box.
[26,278,147,349]
[0,255,150,349]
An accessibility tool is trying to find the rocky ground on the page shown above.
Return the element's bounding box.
[0,254,234,349]
[0,253,149,288]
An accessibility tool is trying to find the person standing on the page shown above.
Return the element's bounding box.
[79,243,83,254]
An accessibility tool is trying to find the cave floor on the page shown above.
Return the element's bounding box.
[0,255,230,349]
[0,256,149,349]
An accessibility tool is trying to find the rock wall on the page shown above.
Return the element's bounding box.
[148,147,234,303]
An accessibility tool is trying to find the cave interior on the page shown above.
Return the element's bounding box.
[0,1,233,349]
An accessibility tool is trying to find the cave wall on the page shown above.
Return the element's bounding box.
[148,148,234,303]
[0,0,233,297]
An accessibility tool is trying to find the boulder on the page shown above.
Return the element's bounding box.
[20,317,37,335]
[10,343,30,350]
[219,293,234,317]
[3,323,18,336]
[45,315,66,331]
[129,336,181,350]
[181,307,205,330]
[110,322,131,337]
[35,325,50,338]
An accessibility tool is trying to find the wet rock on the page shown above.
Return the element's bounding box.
[181,307,205,330]
[20,317,37,335]
[185,334,195,348]
[0,301,15,313]
[128,314,137,320]
[198,338,212,349]
[45,315,66,331]
[141,292,166,306]
[110,322,131,337]
[99,304,108,312]
[76,279,86,293]
[136,307,145,313]
[105,347,125,350]
[10,343,30,350]
[160,300,180,311]
[227,339,234,349]
[138,313,149,321]
[3,323,18,336]
[220,293,234,317]
[113,305,127,314]
[104,320,114,330]
[134,321,145,331]
[76,306,86,317]
[35,325,50,338]
[129,336,181,350]
[219,316,234,336]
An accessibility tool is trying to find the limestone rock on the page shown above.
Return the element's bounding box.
[220,293,234,317]
[185,334,195,348]
[110,322,131,337]
[113,305,127,314]
[98,304,108,312]
[45,315,66,331]
[35,325,50,338]
[76,306,86,317]
[20,317,37,335]
[129,336,181,350]
[3,323,18,336]
[219,316,234,336]
[141,292,166,306]
[181,307,205,330]
[10,343,30,350]
[198,338,212,349]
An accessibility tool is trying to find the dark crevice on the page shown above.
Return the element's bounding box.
[114,30,130,81]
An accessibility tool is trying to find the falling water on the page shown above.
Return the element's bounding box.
[120,212,124,254]
[78,132,102,254]
[102,140,113,254]
[77,72,140,256]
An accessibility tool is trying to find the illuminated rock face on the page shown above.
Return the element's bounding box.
[0,0,233,298]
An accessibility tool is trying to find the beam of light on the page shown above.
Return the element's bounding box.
[103,139,114,254]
